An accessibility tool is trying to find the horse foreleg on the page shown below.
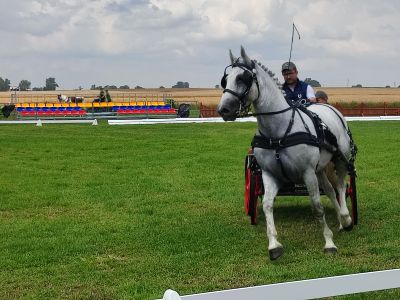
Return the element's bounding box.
[304,170,337,253]
[261,172,283,260]
[318,169,343,231]
[335,161,353,230]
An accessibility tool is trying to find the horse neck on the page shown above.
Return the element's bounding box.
[253,67,292,137]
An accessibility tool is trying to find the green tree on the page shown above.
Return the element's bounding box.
[352,84,362,88]
[304,78,321,87]
[18,80,31,91]
[172,81,189,88]
[44,77,59,91]
[104,85,118,90]
[0,77,11,91]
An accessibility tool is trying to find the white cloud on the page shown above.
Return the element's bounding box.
[0,0,399,88]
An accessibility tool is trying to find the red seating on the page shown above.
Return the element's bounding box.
[21,111,35,117]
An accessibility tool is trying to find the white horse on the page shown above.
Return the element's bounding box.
[217,46,357,260]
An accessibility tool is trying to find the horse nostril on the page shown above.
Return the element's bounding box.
[218,107,230,115]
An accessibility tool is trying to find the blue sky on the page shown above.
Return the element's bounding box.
[0,0,399,89]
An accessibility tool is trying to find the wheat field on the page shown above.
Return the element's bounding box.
[1,87,400,105]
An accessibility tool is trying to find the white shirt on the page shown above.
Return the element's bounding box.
[306,85,316,100]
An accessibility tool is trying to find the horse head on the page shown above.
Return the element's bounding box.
[217,46,259,121]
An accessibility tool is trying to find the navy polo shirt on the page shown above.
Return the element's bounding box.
[283,80,309,103]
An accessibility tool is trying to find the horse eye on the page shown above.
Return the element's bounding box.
[237,72,252,86]
[236,74,246,84]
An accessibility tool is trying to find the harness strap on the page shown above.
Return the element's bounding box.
[246,106,293,117]
[251,132,320,149]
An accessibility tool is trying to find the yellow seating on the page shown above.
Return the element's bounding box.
[79,103,92,108]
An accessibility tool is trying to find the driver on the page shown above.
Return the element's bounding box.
[281,62,316,104]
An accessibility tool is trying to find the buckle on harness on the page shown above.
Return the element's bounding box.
[275,152,280,160]
[269,138,282,148]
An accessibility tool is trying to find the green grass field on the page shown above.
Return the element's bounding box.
[0,121,399,299]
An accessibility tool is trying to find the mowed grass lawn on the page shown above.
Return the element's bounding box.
[0,121,399,299]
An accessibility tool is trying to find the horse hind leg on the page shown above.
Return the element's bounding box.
[304,169,337,253]
[261,173,283,260]
[318,165,343,231]
[334,160,353,230]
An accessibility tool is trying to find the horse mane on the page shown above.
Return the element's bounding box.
[253,59,286,98]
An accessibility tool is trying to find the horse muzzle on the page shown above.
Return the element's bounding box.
[217,106,238,121]
[217,97,240,121]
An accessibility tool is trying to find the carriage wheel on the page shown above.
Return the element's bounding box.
[245,163,251,216]
[248,173,258,225]
[347,173,358,225]
[244,156,258,225]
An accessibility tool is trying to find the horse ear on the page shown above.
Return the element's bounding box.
[229,49,237,64]
[240,45,252,67]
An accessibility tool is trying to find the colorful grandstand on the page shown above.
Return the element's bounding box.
[15,101,176,118]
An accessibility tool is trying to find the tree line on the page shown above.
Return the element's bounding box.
[0,76,58,91]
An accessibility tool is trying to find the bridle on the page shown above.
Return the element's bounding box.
[221,59,260,117]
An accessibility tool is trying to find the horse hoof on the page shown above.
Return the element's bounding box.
[343,222,354,232]
[324,247,337,254]
[269,247,284,261]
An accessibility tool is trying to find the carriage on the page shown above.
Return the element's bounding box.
[244,149,358,226]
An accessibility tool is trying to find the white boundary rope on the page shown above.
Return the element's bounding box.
[161,269,400,300]
[2,116,399,126]
[0,119,98,126]
[108,116,400,126]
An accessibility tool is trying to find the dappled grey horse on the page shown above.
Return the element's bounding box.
[217,46,357,260]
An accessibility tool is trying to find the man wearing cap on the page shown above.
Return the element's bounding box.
[315,90,328,104]
[281,62,316,104]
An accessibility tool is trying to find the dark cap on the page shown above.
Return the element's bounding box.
[315,90,328,99]
[281,61,297,72]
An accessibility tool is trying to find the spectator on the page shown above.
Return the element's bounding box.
[105,89,112,102]
[315,90,329,104]
[99,88,106,102]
